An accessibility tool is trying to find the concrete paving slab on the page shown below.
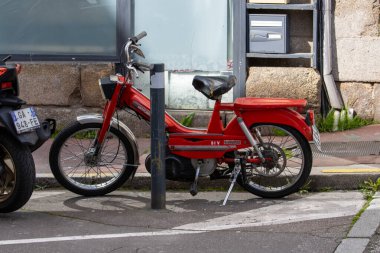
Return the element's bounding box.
[348,194,380,238]
[335,238,370,253]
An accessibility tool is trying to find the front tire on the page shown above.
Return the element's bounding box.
[49,122,136,196]
[237,124,312,198]
[0,132,35,213]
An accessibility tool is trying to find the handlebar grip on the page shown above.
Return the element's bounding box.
[131,31,147,43]
[135,31,147,41]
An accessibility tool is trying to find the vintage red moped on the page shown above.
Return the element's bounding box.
[49,32,321,202]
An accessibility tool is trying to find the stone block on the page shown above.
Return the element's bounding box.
[246,67,322,108]
[334,38,380,82]
[334,0,379,38]
[339,82,374,119]
[374,83,380,121]
[18,64,80,106]
[34,106,151,138]
[80,64,114,107]
[34,106,102,129]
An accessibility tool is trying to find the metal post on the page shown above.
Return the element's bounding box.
[233,0,247,100]
[150,63,166,209]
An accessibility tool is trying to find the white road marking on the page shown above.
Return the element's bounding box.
[0,230,204,246]
[174,193,364,231]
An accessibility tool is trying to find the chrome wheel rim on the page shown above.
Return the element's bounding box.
[58,128,128,190]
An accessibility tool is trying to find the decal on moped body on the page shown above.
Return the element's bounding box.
[224,140,241,145]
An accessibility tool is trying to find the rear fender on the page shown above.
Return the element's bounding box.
[0,107,40,146]
[76,114,140,166]
[226,109,313,141]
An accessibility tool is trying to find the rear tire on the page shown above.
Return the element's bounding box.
[49,121,136,196]
[237,124,312,198]
[0,132,35,213]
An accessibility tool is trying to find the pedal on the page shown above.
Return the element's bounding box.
[222,158,242,206]
[189,160,202,196]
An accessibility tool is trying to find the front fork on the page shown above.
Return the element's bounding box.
[93,84,124,155]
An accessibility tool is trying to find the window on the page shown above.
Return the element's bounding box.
[0,0,129,61]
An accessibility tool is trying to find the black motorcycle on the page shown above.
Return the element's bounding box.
[0,56,55,213]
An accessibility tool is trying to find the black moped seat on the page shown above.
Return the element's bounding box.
[192,75,236,100]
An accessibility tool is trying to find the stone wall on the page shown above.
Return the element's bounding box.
[333,0,380,82]
[18,63,113,108]
[18,63,115,132]
[333,0,380,120]
[246,67,322,109]
[338,82,378,120]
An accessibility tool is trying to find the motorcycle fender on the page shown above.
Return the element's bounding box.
[76,114,140,166]
[236,109,313,141]
[0,107,40,146]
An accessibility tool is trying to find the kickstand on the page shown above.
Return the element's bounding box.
[190,160,202,196]
[222,158,242,206]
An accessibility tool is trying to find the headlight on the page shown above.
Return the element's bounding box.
[98,76,117,100]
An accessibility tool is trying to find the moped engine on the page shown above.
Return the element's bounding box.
[145,154,195,181]
[145,154,217,182]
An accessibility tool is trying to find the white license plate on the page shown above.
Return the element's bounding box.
[10,107,40,134]
[312,124,322,152]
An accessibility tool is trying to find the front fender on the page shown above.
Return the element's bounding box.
[76,114,140,165]
[226,109,313,141]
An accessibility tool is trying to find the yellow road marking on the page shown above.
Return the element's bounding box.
[322,168,380,173]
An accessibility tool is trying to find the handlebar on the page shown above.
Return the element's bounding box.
[1,55,11,63]
[130,31,147,44]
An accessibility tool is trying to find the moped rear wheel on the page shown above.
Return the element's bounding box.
[237,124,312,198]
[49,122,136,196]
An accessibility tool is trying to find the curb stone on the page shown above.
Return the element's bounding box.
[334,192,380,253]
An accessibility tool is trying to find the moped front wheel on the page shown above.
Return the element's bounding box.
[49,122,136,196]
[237,124,312,198]
[0,132,35,213]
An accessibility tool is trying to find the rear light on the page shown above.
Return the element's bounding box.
[305,109,315,126]
[0,67,7,76]
[1,82,13,90]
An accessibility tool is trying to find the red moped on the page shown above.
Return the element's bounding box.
[49,32,321,202]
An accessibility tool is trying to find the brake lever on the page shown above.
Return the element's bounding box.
[126,63,139,78]
[134,65,145,74]
[130,45,145,58]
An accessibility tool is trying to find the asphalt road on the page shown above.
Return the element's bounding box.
[0,191,366,253]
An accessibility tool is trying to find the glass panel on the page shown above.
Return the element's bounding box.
[134,0,232,110]
[135,0,228,71]
[0,0,117,56]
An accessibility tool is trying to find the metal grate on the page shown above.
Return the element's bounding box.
[311,141,380,158]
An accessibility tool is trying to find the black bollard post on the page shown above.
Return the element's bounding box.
[150,63,166,209]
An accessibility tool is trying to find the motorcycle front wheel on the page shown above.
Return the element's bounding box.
[237,124,312,198]
[0,132,35,213]
[49,122,137,196]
